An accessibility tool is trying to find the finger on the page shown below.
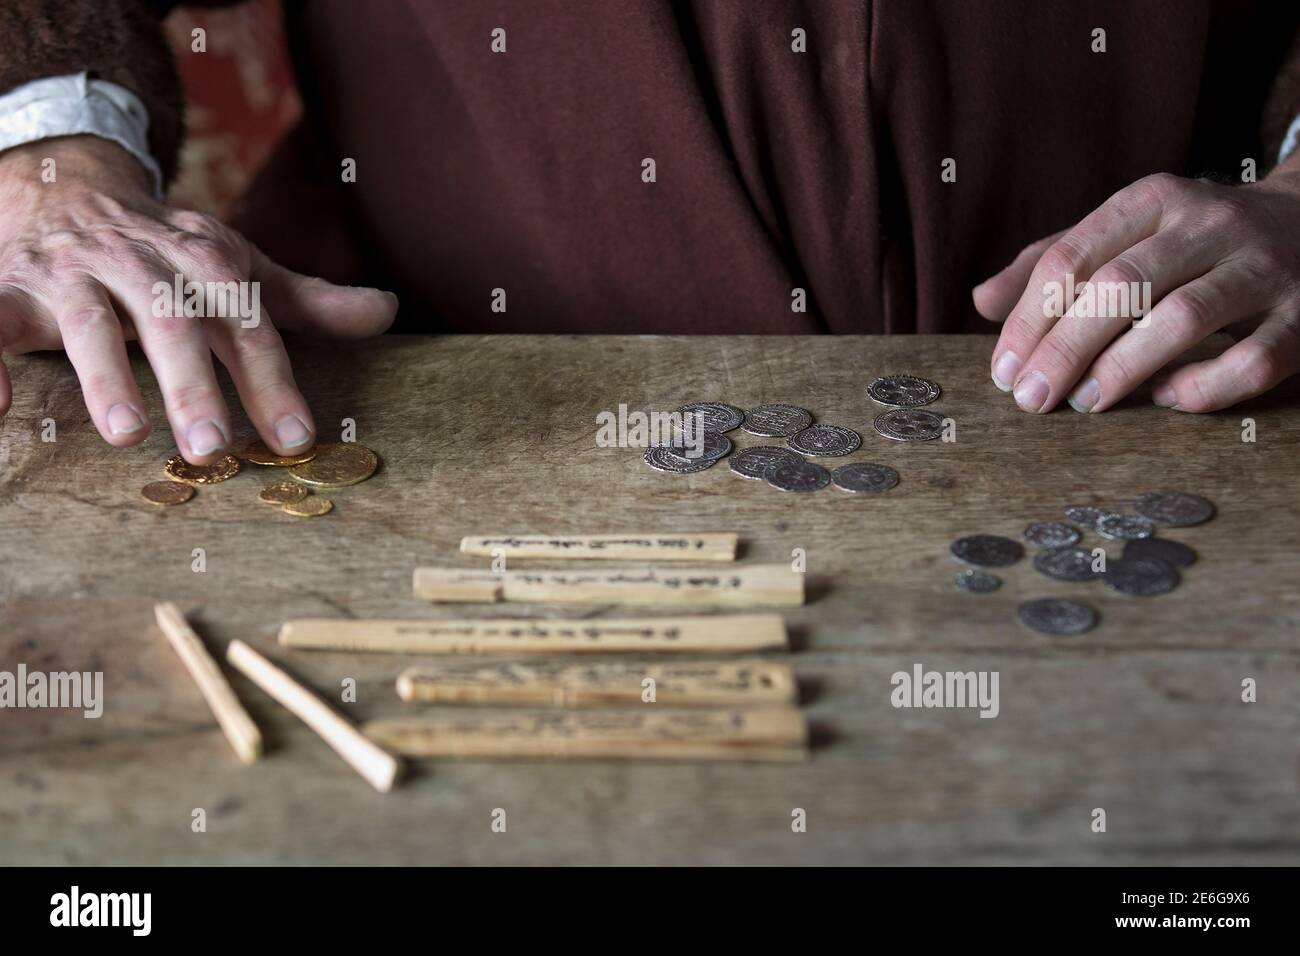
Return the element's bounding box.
[1066,265,1267,414]
[94,259,233,463]
[991,174,1175,390]
[53,281,151,445]
[249,245,397,338]
[203,313,317,456]
[972,231,1065,322]
[1011,225,1227,413]
[1149,315,1300,412]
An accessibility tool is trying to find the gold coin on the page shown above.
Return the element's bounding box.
[164,453,241,485]
[141,481,195,506]
[258,481,310,505]
[287,443,378,488]
[282,496,333,517]
[243,439,317,466]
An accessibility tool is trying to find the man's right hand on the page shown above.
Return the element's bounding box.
[0,135,398,462]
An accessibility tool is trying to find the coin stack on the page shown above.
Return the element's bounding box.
[947,490,1215,634]
[641,374,943,495]
[141,440,379,518]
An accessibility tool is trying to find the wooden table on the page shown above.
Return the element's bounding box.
[3,334,1298,865]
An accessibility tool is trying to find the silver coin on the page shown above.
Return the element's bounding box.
[867,373,941,407]
[676,402,744,434]
[950,534,1024,568]
[1023,521,1081,549]
[1033,546,1099,582]
[1122,536,1197,568]
[954,569,1001,593]
[657,432,732,463]
[643,446,716,474]
[787,424,861,457]
[742,404,814,437]
[1134,490,1215,527]
[830,462,900,493]
[1017,598,1099,635]
[872,408,945,442]
[1096,513,1156,540]
[729,445,804,480]
[1103,557,1179,597]
[765,460,831,492]
[1064,505,1114,530]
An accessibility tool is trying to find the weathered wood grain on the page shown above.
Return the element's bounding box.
[1,334,1298,864]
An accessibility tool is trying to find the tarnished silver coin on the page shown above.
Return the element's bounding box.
[1033,546,1099,582]
[787,424,861,457]
[676,402,744,434]
[830,462,899,493]
[873,409,945,442]
[1096,513,1156,540]
[1024,521,1081,549]
[657,432,732,463]
[1064,505,1113,530]
[729,445,804,480]
[742,404,814,437]
[1134,490,1215,527]
[765,460,831,493]
[1122,536,1197,568]
[643,446,717,474]
[867,373,941,407]
[954,569,1001,593]
[1103,557,1179,597]
[950,534,1024,568]
[1017,598,1099,635]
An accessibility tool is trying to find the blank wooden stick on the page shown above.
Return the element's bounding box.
[365,708,808,762]
[278,614,788,655]
[460,533,737,562]
[154,602,262,765]
[225,640,403,793]
[412,564,803,608]
[396,659,797,708]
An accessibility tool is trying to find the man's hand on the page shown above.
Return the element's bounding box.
[0,135,398,462]
[973,168,1300,414]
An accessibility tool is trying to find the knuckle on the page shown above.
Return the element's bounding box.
[59,306,116,340]
[1038,238,1087,279]
[1199,196,1249,231]
[165,379,221,416]
[1154,288,1214,340]
[1236,342,1282,393]
[1135,172,1182,204]
[1034,332,1085,372]
[230,321,283,357]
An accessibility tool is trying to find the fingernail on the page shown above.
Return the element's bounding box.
[1152,382,1177,407]
[1067,378,1101,413]
[186,419,228,456]
[992,351,1022,392]
[275,415,312,449]
[1013,370,1051,412]
[106,403,144,435]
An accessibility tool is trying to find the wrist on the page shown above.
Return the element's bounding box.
[0,134,155,200]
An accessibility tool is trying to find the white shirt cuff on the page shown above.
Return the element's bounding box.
[0,72,163,198]
[1279,113,1300,166]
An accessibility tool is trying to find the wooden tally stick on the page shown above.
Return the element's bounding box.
[459,533,738,562]
[396,659,797,708]
[278,615,788,655]
[154,602,262,765]
[225,640,403,793]
[411,564,803,608]
[365,708,808,762]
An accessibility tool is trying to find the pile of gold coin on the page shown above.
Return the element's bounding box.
[141,441,379,518]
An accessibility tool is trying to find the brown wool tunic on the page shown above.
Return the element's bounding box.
[221,0,1300,335]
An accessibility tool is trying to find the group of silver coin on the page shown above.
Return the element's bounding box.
[642,375,944,493]
[948,490,1215,635]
